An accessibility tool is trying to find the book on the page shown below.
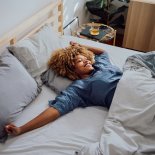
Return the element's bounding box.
[80,26,108,40]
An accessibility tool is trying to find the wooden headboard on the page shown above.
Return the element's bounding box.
[0,0,63,49]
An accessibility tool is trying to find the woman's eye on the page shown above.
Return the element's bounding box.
[77,59,82,63]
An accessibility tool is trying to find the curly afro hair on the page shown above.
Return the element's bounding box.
[48,45,95,80]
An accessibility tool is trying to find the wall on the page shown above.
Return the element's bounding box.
[63,0,90,35]
[0,0,90,37]
[0,0,51,37]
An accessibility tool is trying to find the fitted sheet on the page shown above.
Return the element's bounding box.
[0,36,139,155]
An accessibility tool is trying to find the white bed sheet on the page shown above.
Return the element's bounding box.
[0,86,107,155]
[0,36,140,155]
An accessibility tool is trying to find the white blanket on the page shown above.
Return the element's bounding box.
[79,53,155,155]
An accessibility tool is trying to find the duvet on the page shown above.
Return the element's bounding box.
[78,51,155,155]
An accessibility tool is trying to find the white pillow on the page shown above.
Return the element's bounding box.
[8,24,64,78]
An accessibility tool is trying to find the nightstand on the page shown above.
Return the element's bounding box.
[73,23,116,46]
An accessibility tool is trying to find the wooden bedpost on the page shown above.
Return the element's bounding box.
[58,0,63,35]
[10,38,16,45]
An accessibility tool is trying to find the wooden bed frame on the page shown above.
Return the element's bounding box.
[0,0,63,49]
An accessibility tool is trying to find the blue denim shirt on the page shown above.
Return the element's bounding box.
[49,52,122,115]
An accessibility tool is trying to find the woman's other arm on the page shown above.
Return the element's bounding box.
[5,85,81,136]
[70,41,104,55]
[5,107,60,136]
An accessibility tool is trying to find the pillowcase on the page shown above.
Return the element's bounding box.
[8,24,63,78]
[41,69,72,94]
[0,50,41,143]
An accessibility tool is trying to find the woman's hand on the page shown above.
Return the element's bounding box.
[70,41,81,47]
[5,124,21,136]
[70,41,103,55]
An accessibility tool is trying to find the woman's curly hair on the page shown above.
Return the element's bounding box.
[48,45,95,80]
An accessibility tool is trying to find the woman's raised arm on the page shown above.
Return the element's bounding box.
[70,41,104,55]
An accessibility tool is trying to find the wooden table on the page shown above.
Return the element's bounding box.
[73,23,116,46]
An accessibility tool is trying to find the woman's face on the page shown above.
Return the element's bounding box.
[74,54,94,79]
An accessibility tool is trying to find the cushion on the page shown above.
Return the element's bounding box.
[41,69,72,94]
[8,24,63,78]
[0,50,41,143]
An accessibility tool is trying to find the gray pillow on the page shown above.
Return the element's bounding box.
[7,24,64,78]
[0,50,41,143]
[41,69,72,94]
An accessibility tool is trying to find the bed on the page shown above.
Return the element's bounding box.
[1,1,155,155]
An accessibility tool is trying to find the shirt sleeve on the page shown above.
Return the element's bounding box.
[48,84,83,116]
[94,51,111,68]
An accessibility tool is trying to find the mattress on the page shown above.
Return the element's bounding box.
[0,36,139,155]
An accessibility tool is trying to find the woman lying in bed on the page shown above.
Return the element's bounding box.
[5,42,122,136]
